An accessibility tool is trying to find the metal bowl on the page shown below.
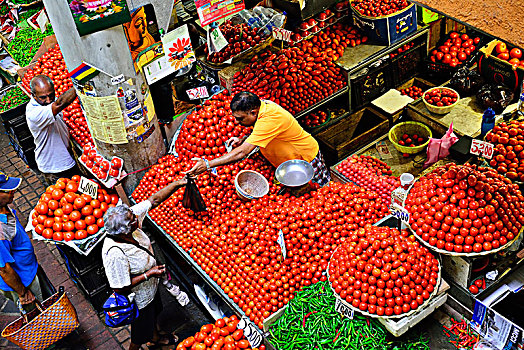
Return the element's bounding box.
[275,159,314,187]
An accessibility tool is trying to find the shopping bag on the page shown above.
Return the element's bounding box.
[182,175,207,212]
[424,123,459,168]
[103,292,140,328]
[1,287,79,350]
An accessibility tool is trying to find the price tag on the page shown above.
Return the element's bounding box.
[272,27,293,42]
[36,9,49,33]
[390,204,410,224]
[78,176,98,199]
[208,27,228,53]
[277,229,287,259]
[186,86,209,100]
[237,315,263,348]
[335,297,354,319]
[470,139,494,159]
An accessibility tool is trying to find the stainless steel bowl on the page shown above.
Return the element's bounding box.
[275,159,314,187]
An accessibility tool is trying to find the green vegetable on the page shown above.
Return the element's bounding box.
[0,87,29,113]
[268,281,431,350]
[7,26,54,67]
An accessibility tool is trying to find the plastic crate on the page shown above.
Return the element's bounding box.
[392,40,428,86]
[57,244,104,275]
[7,114,32,142]
[0,101,28,124]
[85,286,112,313]
[73,265,109,296]
[351,60,393,110]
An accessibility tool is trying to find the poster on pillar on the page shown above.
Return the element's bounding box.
[162,24,196,72]
[68,0,131,36]
[123,4,161,73]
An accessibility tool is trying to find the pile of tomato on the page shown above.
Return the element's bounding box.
[490,41,524,68]
[399,86,424,99]
[328,225,440,317]
[302,110,329,128]
[423,87,459,107]
[351,0,410,17]
[176,316,265,350]
[405,163,524,254]
[485,120,524,182]
[429,32,481,68]
[336,155,399,204]
[31,176,118,241]
[20,44,93,147]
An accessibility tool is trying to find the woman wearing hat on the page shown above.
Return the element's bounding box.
[0,172,42,311]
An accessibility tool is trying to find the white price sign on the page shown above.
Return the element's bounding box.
[335,297,354,319]
[470,139,494,159]
[186,86,209,100]
[237,316,262,348]
[208,27,228,53]
[277,229,287,259]
[272,27,293,42]
[390,204,410,224]
[78,176,98,199]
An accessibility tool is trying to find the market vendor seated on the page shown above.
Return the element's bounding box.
[186,92,331,186]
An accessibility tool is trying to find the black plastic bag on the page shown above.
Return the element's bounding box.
[449,68,484,97]
[476,84,515,114]
[182,176,207,212]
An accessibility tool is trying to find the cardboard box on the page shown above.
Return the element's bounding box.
[478,39,524,93]
[417,6,440,24]
[218,61,246,92]
[351,3,417,46]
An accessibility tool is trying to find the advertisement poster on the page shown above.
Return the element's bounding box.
[77,93,128,144]
[68,0,131,36]
[195,0,245,27]
[123,4,161,72]
[162,24,196,72]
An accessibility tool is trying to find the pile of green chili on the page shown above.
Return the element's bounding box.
[18,8,41,22]
[0,87,29,113]
[8,26,54,67]
[11,0,38,4]
[268,281,430,350]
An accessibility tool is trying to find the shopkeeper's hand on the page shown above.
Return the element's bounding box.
[184,158,207,177]
[226,137,242,149]
[147,265,166,279]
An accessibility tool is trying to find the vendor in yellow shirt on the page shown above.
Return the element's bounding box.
[187,92,331,186]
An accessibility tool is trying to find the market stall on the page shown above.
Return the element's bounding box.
[1,0,524,349]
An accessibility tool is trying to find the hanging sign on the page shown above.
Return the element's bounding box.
[470,139,494,159]
[67,0,131,36]
[195,0,245,27]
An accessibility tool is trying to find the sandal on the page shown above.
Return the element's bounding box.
[147,333,179,349]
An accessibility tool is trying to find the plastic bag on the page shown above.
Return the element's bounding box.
[424,123,459,168]
[449,67,484,97]
[476,84,515,114]
[182,176,207,212]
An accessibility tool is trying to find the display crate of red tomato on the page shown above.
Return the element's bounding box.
[300,109,330,129]
[425,31,483,82]
[485,119,524,183]
[478,39,524,92]
[391,34,427,86]
[350,0,417,45]
[79,145,125,187]
[28,176,119,253]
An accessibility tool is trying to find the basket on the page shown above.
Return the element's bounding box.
[2,287,79,350]
[234,170,269,201]
[422,87,460,115]
[388,121,432,155]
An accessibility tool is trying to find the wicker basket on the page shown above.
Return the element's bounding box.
[388,121,432,155]
[234,170,269,200]
[422,87,460,115]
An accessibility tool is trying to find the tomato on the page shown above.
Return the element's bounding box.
[63,231,75,241]
[42,228,54,239]
[75,230,87,240]
[510,48,523,59]
[495,42,508,54]
[53,232,63,241]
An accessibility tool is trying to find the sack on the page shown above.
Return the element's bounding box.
[1,287,79,350]
[103,292,139,328]
[424,123,459,168]
[182,176,207,212]
[449,67,484,97]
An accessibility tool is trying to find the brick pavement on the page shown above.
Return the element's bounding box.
[0,127,136,349]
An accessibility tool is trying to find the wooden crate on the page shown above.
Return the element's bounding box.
[218,61,246,92]
[396,76,436,93]
[316,106,390,166]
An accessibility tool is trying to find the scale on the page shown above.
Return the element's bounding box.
[275,159,315,196]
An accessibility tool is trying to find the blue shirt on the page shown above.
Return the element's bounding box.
[0,209,38,291]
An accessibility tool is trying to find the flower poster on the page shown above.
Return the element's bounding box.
[68,0,131,36]
[161,24,196,72]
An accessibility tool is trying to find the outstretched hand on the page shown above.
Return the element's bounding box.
[183,158,207,177]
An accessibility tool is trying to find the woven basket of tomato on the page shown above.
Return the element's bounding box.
[405,163,524,256]
[327,225,441,318]
[29,176,119,252]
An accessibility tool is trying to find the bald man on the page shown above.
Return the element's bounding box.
[26,75,79,185]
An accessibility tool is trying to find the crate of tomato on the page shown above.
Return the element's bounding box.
[478,39,524,92]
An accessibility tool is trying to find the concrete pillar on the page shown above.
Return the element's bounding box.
[43,0,168,194]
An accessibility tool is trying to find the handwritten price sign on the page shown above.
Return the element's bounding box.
[237,316,262,348]
[272,27,293,42]
[186,86,209,100]
[335,297,354,319]
[390,204,410,224]
[470,139,494,159]
[277,229,287,259]
[78,176,98,199]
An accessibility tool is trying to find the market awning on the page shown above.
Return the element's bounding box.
[413,0,524,48]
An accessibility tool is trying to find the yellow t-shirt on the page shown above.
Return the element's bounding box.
[245,101,319,167]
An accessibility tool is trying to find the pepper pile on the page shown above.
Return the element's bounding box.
[0,87,29,113]
[442,318,479,349]
[269,281,431,350]
[8,26,54,66]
